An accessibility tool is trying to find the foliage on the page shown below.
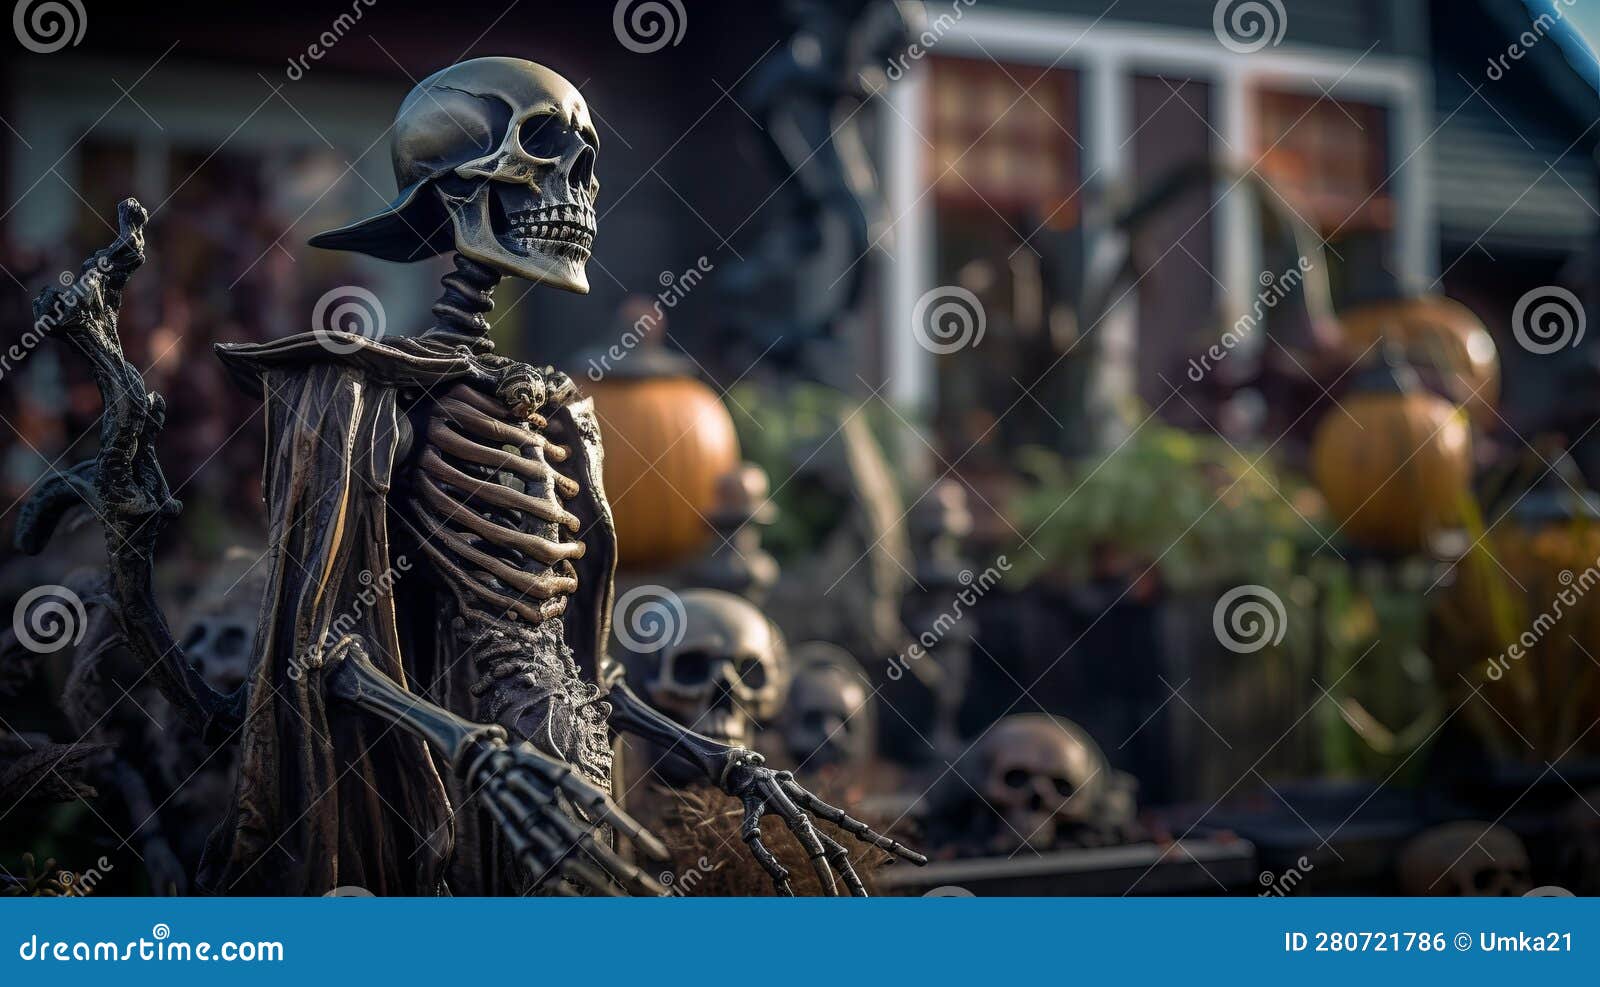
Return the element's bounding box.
[726,381,905,561]
[1005,424,1320,592]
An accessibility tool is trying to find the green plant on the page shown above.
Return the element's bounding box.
[1006,424,1319,593]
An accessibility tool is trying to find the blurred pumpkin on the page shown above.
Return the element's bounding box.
[1310,351,1472,554]
[1430,456,1600,760]
[584,349,741,569]
[1339,295,1499,426]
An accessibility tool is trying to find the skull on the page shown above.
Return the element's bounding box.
[645,589,791,749]
[178,547,267,692]
[780,642,874,769]
[310,57,599,292]
[972,714,1109,853]
[1397,822,1532,896]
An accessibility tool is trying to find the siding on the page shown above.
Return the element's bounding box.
[1431,0,1598,252]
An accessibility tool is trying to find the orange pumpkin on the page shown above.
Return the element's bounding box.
[1339,296,1499,426]
[1310,354,1472,554]
[586,366,741,569]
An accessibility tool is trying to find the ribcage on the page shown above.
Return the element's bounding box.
[408,382,587,623]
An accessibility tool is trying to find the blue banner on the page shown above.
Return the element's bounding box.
[0,897,1590,985]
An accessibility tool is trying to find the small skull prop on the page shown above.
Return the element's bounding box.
[645,589,791,749]
[1397,822,1532,896]
[178,547,267,692]
[972,714,1109,853]
[781,642,874,770]
[311,57,598,292]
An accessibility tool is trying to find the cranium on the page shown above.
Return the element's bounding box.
[178,547,267,692]
[310,57,599,292]
[781,642,873,769]
[1397,822,1532,896]
[972,714,1109,853]
[645,589,790,749]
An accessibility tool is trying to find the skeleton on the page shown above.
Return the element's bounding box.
[1397,822,1532,897]
[780,642,875,770]
[14,57,921,896]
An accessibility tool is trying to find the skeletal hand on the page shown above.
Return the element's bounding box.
[462,738,671,896]
[720,750,926,896]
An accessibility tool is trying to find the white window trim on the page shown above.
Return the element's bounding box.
[882,5,1434,416]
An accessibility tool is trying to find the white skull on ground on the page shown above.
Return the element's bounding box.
[973,714,1109,853]
[645,589,790,749]
[1397,822,1532,896]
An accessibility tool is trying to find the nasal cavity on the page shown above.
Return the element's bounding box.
[569,145,595,193]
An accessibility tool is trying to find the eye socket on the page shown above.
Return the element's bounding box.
[1052,777,1076,798]
[1003,769,1030,789]
[518,114,570,159]
[737,658,767,689]
[215,626,248,658]
[672,650,711,684]
[802,711,825,731]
